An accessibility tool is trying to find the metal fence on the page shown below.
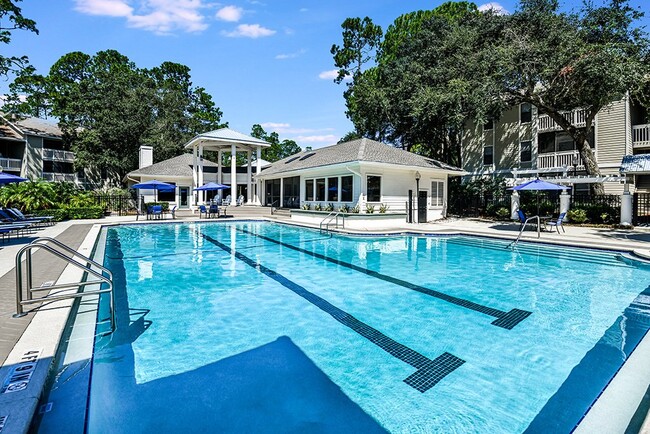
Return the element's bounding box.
[94,195,133,216]
[634,193,650,225]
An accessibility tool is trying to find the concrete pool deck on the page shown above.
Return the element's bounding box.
[1,211,649,433]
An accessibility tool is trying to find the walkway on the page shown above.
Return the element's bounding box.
[0,223,92,365]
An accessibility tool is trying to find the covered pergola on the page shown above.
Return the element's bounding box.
[184,128,271,208]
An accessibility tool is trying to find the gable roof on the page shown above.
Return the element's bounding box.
[184,127,271,149]
[13,116,63,138]
[128,153,218,178]
[258,138,464,177]
[621,154,650,174]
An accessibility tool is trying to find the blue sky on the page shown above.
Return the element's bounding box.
[2,0,648,149]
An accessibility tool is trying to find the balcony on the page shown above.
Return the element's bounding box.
[0,157,22,171]
[42,172,77,183]
[42,148,75,162]
[538,109,588,132]
[633,124,650,149]
[537,150,586,170]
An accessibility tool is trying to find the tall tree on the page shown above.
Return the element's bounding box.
[330,17,383,83]
[0,0,37,79]
[250,124,301,162]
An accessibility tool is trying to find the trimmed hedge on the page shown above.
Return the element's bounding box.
[145,202,170,211]
[32,206,104,221]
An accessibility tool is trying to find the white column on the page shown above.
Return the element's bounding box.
[192,145,198,208]
[246,150,252,205]
[621,183,633,226]
[231,143,237,202]
[279,177,284,208]
[256,147,262,204]
[217,149,223,200]
[560,190,570,219]
[198,144,204,204]
[511,191,520,220]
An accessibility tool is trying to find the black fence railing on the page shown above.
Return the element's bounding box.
[94,195,134,216]
[634,193,650,225]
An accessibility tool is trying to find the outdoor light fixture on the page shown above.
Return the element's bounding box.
[415,171,421,223]
[571,155,578,177]
[415,171,421,181]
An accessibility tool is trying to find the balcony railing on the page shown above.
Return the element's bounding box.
[0,157,22,171]
[537,150,586,170]
[42,148,75,162]
[633,124,650,148]
[538,109,588,132]
[42,172,77,183]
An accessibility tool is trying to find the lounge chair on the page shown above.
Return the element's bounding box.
[151,205,163,219]
[10,208,54,225]
[236,195,244,206]
[2,208,50,227]
[516,209,538,231]
[199,205,208,219]
[545,212,566,233]
[223,195,231,206]
[209,204,221,218]
[169,205,177,219]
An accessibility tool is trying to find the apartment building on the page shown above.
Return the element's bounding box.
[0,115,86,185]
[461,95,649,194]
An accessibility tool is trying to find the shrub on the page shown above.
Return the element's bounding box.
[32,208,68,222]
[324,203,334,212]
[567,208,588,224]
[351,204,360,213]
[65,206,105,220]
[145,202,169,211]
[339,204,350,213]
[379,203,390,213]
[496,207,510,220]
[314,203,322,211]
[301,203,311,210]
[365,204,375,214]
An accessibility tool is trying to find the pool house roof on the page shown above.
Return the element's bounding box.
[128,153,218,178]
[257,138,465,178]
[183,127,271,151]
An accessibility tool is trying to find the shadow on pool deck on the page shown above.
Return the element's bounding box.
[89,336,388,433]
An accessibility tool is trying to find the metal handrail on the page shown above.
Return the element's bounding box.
[508,215,540,248]
[320,211,344,233]
[270,200,280,215]
[14,237,115,334]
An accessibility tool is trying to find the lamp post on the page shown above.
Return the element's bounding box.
[415,171,421,223]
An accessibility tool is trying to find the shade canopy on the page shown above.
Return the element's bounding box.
[194,182,228,191]
[132,180,175,191]
[0,172,28,184]
[508,179,570,191]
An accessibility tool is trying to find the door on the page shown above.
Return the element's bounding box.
[179,187,189,208]
[418,190,428,223]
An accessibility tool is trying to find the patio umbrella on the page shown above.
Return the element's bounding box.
[508,178,570,215]
[194,182,228,191]
[0,172,28,184]
[132,179,175,202]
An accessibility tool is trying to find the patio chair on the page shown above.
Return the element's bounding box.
[209,203,221,218]
[236,195,244,206]
[199,205,208,219]
[169,205,177,219]
[151,205,163,219]
[10,208,54,225]
[516,209,537,231]
[545,212,566,233]
[223,195,231,206]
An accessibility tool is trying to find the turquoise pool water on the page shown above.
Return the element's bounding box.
[88,221,650,433]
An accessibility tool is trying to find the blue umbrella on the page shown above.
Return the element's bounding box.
[0,172,28,184]
[508,178,570,215]
[132,179,175,202]
[194,182,228,191]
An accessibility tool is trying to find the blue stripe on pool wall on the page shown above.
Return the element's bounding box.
[236,227,532,330]
[201,233,466,393]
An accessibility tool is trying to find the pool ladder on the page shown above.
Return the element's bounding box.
[320,211,344,233]
[507,216,541,248]
[13,237,115,334]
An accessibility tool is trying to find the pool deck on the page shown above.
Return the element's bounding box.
[1,210,650,433]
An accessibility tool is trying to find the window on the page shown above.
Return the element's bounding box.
[483,146,494,166]
[538,132,555,154]
[431,180,444,207]
[557,133,574,152]
[341,175,353,202]
[158,183,176,202]
[315,178,326,201]
[520,103,532,123]
[327,177,339,202]
[305,179,314,201]
[483,119,494,131]
[520,140,532,163]
[367,175,381,202]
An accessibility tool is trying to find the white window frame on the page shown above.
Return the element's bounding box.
[520,139,532,163]
[430,180,444,207]
[340,174,354,203]
[520,103,532,124]
[483,146,494,166]
[366,174,382,203]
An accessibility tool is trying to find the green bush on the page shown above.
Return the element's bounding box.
[31,209,68,222]
[567,208,588,224]
[66,206,104,219]
[365,204,375,213]
[145,202,169,211]
[339,204,350,213]
[496,207,510,220]
[379,203,390,213]
[324,203,334,212]
[301,203,311,210]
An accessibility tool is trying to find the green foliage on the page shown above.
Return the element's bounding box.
[365,204,376,213]
[338,131,362,143]
[496,207,510,220]
[339,203,350,213]
[325,203,334,212]
[314,203,323,211]
[301,203,311,210]
[30,206,104,221]
[7,50,226,180]
[250,124,301,163]
[330,17,383,83]
[351,204,361,213]
[0,0,38,79]
[31,208,67,222]
[379,203,390,213]
[567,208,588,223]
[0,180,55,212]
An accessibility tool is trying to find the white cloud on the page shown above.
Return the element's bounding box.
[216,5,243,22]
[294,134,338,144]
[261,122,290,129]
[223,23,276,38]
[261,122,334,136]
[318,69,350,81]
[74,0,210,34]
[275,49,306,60]
[299,8,308,12]
[478,2,509,15]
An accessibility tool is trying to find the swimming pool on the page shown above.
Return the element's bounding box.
[72,222,650,432]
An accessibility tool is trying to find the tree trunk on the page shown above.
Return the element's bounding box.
[574,134,605,195]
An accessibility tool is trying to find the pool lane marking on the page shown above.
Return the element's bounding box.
[236,228,531,330]
[202,233,465,393]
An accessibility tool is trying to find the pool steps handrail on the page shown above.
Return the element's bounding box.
[320,211,344,233]
[13,236,115,335]
[507,215,540,248]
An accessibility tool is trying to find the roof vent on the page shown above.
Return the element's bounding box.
[305,146,312,151]
[285,156,300,164]
[299,152,315,161]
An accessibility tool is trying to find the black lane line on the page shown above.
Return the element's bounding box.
[202,233,465,393]
[237,228,531,330]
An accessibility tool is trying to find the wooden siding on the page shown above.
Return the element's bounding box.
[596,99,628,167]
